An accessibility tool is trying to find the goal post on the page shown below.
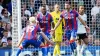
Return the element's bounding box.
[12,0,21,55]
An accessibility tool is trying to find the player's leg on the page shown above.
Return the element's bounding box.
[77,40,81,56]
[53,33,62,56]
[31,39,48,56]
[40,33,51,56]
[81,34,88,54]
[70,30,77,52]
[66,30,76,52]
[53,41,61,56]
[76,34,82,56]
[70,30,77,56]
[66,30,77,55]
[56,42,61,56]
[16,40,29,56]
[52,35,57,56]
[16,45,23,56]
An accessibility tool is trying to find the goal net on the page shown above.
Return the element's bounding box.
[12,0,100,56]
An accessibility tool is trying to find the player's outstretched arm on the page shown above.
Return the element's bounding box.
[17,33,25,47]
[78,16,87,26]
[40,32,54,45]
[78,16,90,32]
[54,18,62,30]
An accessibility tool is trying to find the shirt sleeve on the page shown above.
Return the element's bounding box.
[84,14,87,22]
[75,11,79,17]
[50,14,53,23]
[37,26,41,32]
[36,14,40,21]
[60,13,64,19]
[22,27,26,34]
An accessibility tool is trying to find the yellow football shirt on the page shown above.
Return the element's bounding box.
[51,11,63,42]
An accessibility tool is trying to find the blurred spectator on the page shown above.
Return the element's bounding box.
[21,3,30,28]
[94,38,100,45]
[21,3,31,17]
[29,0,35,16]
[0,0,4,16]
[1,8,10,23]
[91,0,100,20]
[91,0,96,6]
[2,22,7,30]
[7,37,12,47]
[34,0,42,12]
[1,30,8,43]
[0,21,4,38]
[48,4,53,12]
[21,15,28,28]
[91,0,100,39]
[6,23,11,37]
[1,42,7,47]
[88,35,95,45]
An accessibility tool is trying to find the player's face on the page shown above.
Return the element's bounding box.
[54,4,60,11]
[65,3,70,9]
[41,7,46,15]
[79,6,84,13]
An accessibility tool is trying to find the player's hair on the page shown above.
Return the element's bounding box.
[29,17,37,23]
[41,5,46,8]
[54,3,59,6]
[65,0,71,5]
[54,3,59,7]
[78,5,84,7]
[54,3,59,5]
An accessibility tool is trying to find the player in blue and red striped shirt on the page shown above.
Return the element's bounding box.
[37,5,54,56]
[16,17,54,56]
[51,1,90,56]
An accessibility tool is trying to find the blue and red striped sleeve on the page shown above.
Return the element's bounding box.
[73,10,79,17]
[49,14,53,23]
[37,26,41,32]
[36,14,40,21]
[60,11,65,19]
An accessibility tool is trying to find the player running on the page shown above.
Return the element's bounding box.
[51,4,64,56]
[16,17,54,56]
[51,2,90,56]
[77,5,90,56]
[37,5,54,56]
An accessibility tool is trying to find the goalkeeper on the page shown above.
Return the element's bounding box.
[51,4,64,56]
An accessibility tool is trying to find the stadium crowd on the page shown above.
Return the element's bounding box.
[0,0,100,48]
[0,0,12,48]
